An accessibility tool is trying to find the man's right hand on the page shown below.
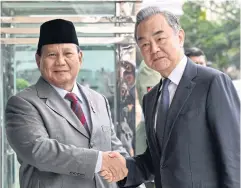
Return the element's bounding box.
[100,151,128,182]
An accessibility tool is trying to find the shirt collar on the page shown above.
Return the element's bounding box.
[51,82,83,102]
[165,55,187,86]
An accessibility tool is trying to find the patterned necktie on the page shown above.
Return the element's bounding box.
[65,92,88,128]
[156,78,171,151]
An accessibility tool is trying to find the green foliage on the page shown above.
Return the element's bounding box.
[16,78,30,92]
[180,0,240,70]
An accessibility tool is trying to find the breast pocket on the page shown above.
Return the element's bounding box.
[101,125,111,147]
[179,107,200,119]
[102,125,111,133]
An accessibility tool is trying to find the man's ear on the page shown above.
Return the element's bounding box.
[178,29,185,47]
[35,53,41,69]
[78,51,83,66]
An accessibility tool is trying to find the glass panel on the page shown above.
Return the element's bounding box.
[78,46,116,120]
[78,47,115,94]
[2,2,115,16]
[0,46,3,188]
[116,44,136,156]
[1,44,16,188]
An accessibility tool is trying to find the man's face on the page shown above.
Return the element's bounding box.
[123,71,135,86]
[136,14,185,77]
[189,55,206,66]
[36,43,82,91]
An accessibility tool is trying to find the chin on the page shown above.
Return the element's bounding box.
[51,77,67,84]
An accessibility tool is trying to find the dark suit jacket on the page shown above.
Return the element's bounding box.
[119,59,240,188]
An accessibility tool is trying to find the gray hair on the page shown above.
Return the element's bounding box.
[134,6,182,41]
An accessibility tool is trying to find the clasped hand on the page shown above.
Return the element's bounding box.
[99,151,128,183]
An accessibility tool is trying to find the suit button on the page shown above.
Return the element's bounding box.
[89,142,94,148]
[161,164,167,169]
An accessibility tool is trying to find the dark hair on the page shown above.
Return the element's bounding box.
[185,47,205,57]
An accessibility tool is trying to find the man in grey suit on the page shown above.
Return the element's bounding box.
[5,19,128,188]
[105,6,240,188]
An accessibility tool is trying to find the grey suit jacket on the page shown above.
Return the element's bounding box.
[5,77,129,188]
[119,59,240,188]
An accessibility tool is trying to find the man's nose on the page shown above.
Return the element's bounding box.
[56,54,66,65]
[150,42,160,54]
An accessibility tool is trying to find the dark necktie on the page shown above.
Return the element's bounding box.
[156,78,171,151]
[65,93,89,130]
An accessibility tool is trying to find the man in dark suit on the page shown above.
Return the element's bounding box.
[103,6,240,188]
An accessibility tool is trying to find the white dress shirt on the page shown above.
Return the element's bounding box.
[154,55,187,130]
[51,83,102,173]
[51,83,91,126]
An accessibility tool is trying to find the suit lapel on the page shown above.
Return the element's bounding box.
[36,77,90,138]
[147,82,162,156]
[77,84,98,138]
[160,60,197,164]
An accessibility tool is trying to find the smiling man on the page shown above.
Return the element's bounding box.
[5,19,129,188]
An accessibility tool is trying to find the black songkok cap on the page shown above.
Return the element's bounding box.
[37,19,79,54]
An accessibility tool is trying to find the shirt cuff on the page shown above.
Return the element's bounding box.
[95,151,102,173]
[141,113,145,122]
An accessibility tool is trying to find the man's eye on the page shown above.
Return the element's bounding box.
[158,38,165,41]
[48,53,56,57]
[142,43,149,48]
[65,52,74,56]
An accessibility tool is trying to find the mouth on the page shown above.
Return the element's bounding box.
[153,57,165,62]
[54,70,68,73]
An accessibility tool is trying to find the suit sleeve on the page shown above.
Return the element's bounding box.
[5,95,99,179]
[118,146,155,187]
[102,95,130,158]
[118,94,155,187]
[207,73,240,188]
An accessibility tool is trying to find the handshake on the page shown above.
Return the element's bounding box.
[99,151,128,183]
